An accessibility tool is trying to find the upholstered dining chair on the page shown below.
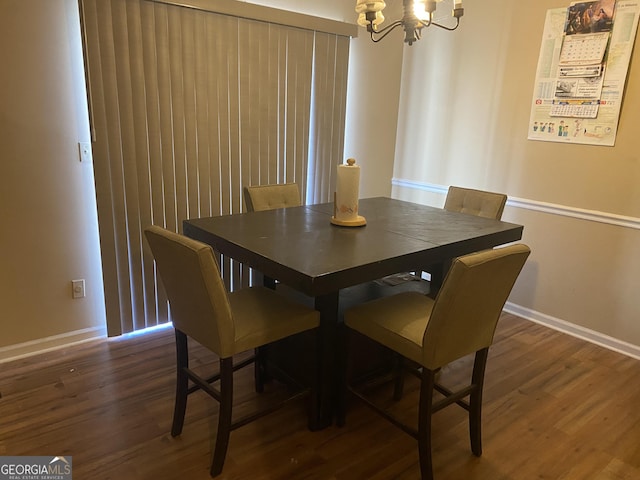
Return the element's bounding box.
[443,185,507,219]
[418,186,508,292]
[144,226,320,478]
[243,183,301,212]
[242,182,303,391]
[340,243,530,480]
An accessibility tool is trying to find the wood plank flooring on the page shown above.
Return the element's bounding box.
[1,313,640,479]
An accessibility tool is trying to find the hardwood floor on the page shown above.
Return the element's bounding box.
[1,313,640,479]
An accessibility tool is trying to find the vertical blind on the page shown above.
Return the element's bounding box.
[80,0,351,336]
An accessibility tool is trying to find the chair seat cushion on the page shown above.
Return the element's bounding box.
[344,291,435,366]
[229,287,320,355]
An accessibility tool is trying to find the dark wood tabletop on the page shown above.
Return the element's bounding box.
[183,196,523,296]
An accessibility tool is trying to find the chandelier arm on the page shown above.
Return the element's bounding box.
[417,17,460,32]
[369,20,405,42]
[431,19,460,31]
[358,2,462,45]
[370,19,404,36]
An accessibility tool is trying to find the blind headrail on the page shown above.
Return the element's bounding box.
[145,0,358,37]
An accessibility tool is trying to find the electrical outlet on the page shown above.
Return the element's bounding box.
[72,279,86,299]
[78,142,92,163]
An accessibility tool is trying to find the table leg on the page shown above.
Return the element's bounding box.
[429,263,444,292]
[254,273,276,391]
[311,292,339,430]
[428,259,453,294]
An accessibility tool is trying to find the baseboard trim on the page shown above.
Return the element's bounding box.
[392,178,640,230]
[0,326,107,364]
[504,302,640,361]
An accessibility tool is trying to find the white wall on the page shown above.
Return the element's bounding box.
[392,0,640,355]
[344,1,404,198]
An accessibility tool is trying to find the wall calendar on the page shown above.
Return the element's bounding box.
[528,1,639,146]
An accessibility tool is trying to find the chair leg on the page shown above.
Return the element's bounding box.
[428,263,444,293]
[392,354,405,401]
[254,346,267,393]
[335,324,349,427]
[210,357,234,477]
[171,330,189,437]
[417,368,436,480]
[308,323,321,431]
[252,275,276,394]
[469,348,489,457]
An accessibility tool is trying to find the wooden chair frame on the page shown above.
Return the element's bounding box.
[339,244,530,480]
[171,329,316,477]
[342,341,489,480]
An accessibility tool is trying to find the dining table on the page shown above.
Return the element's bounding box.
[183,196,524,429]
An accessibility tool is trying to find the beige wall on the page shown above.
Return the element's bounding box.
[0,0,106,357]
[392,0,640,353]
[344,1,404,198]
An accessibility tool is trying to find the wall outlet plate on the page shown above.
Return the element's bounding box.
[72,279,86,299]
[78,142,92,163]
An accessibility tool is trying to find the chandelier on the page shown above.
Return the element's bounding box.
[355,0,464,46]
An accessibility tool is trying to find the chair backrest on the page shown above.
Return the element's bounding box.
[422,244,530,369]
[444,186,507,220]
[144,226,235,357]
[244,183,301,212]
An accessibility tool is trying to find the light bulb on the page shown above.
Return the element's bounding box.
[413,1,429,21]
[355,0,386,14]
[358,11,385,29]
